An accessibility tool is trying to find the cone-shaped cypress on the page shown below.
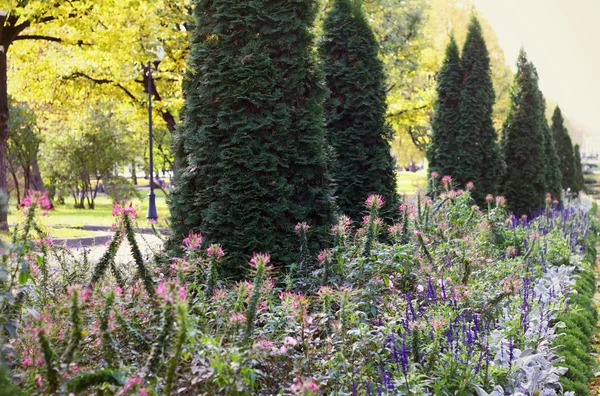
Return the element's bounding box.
[170,0,333,275]
[456,16,504,203]
[536,81,562,202]
[426,35,462,191]
[551,106,576,192]
[319,0,399,222]
[500,49,547,214]
[573,144,585,192]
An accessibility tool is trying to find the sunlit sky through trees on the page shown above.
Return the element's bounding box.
[472,0,600,152]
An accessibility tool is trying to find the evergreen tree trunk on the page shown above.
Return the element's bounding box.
[319,0,399,223]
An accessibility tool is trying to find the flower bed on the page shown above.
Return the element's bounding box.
[0,187,597,395]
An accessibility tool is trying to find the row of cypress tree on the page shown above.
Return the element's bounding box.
[170,0,398,274]
[428,16,584,214]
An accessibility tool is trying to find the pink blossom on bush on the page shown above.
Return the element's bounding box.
[495,196,507,207]
[212,288,227,302]
[229,312,246,324]
[486,194,494,203]
[111,202,137,219]
[207,243,225,259]
[317,249,333,262]
[365,194,384,209]
[182,231,203,250]
[177,286,187,302]
[291,377,320,393]
[250,252,271,267]
[466,182,475,190]
[294,222,310,233]
[123,376,144,392]
[430,171,439,179]
[284,336,298,346]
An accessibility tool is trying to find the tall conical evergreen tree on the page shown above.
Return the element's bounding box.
[551,106,576,192]
[573,144,585,192]
[170,0,333,275]
[500,49,547,214]
[456,15,504,203]
[319,0,398,222]
[426,35,462,189]
[536,82,562,202]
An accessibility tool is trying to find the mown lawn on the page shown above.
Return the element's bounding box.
[397,170,426,194]
[4,190,170,239]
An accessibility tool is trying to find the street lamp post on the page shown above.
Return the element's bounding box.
[146,61,158,223]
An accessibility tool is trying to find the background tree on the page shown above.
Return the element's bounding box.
[537,88,562,202]
[551,106,576,192]
[319,0,398,222]
[455,15,504,202]
[4,1,192,197]
[170,0,333,275]
[7,98,45,204]
[426,35,461,185]
[42,105,129,209]
[500,50,546,214]
[572,144,584,192]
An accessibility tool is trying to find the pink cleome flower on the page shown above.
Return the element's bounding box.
[485,194,494,203]
[111,202,137,219]
[495,196,507,207]
[317,249,333,263]
[430,171,439,179]
[250,252,271,267]
[207,243,225,259]
[182,231,203,250]
[365,194,384,209]
[294,222,310,233]
[466,182,475,190]
[20,190,51,214]
[441,175,452,185]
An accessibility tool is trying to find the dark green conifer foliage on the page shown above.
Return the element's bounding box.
[319,0,399,222]
[537,85,562,202]
[426,35,462,190]
[573,144,585,192]
[169,0,333,275]
[456,16,504,203]
[500,50,547,214]
[551,106,576,192]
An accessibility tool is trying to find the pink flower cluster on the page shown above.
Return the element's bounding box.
[317,249,333,263]
[250,252,271,267]
[20,191,51,213]
[182,231,203,250]
[111,202,137,219]
[294,222,310,233]
[365,194,384,209]
[207,243,225,259]
[156,281,187,303]
[290,378,320,394]
[331,215,351,235]
[123,376,147,395]
[441,175,452,189]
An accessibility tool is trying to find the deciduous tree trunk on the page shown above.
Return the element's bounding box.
[0,48,9,230]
